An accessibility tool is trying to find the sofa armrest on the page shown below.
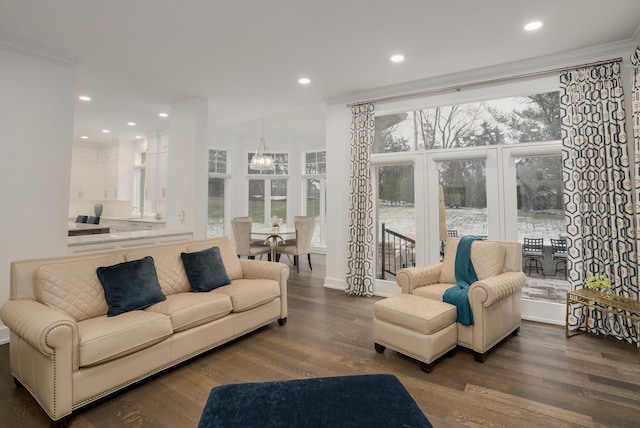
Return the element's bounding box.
[239,259,289,281]
[469,271,526,307]
[396,263,443,294]
[0,299,78,356]
[238,259,290,319]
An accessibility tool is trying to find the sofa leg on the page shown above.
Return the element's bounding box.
[13,376,22,387]
[473,351,488,363]
[512,326,520,336]
[420,361,435,373]
[50,416,71,428]
[374,343,386,353]
[277,317,287,326]
[447,347,458,358]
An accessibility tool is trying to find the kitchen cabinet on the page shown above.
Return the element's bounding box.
[145,131,168,200]
[101,160,119,199]
[98,143,133,201]
[69,148,100,199]
[72,145,98,162]
[70,142,133,202]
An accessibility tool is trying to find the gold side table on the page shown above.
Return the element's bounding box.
[566,288,640,362]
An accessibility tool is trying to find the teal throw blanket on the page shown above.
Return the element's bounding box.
[443,235,483,325]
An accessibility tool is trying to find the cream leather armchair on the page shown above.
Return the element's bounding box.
[396,238,525,362]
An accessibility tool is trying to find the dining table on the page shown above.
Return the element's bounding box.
[251,226,296,262]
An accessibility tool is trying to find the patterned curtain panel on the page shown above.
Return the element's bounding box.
[345,103,376,296]
[560,60,638,344]
[633,46,640,259]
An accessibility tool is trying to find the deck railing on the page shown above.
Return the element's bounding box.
[380,223,415,279]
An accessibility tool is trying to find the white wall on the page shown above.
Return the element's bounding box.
[323,104,352,291]
[0,43,76,342]
[166,98,209,238]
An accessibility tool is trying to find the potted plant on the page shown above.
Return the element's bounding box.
[586,274,614,299]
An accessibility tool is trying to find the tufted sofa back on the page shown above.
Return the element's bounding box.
[13,237,243,322]
[439,238,522,284]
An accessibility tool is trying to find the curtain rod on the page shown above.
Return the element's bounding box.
[347,57,623,107]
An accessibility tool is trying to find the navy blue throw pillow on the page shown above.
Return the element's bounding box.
[97,256,166,316]
[181,246,231,292]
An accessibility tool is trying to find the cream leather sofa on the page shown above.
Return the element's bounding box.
[0,236,289,426]
[396,238,525,362]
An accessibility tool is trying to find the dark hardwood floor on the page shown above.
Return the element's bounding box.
[1,255,639,427]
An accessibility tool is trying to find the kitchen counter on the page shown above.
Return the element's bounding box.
[97,217,167,233]
[102,216,167,224]
[68,222,110,236]
[68,229,193,253]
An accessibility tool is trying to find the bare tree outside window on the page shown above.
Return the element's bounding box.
[374,91,560,152]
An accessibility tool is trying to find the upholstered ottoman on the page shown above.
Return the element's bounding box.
[373,294,457,372]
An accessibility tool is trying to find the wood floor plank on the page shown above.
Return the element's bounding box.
[1,254,639,427]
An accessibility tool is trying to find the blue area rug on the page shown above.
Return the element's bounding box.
[198,374,432,428]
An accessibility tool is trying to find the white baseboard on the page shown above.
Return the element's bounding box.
[0,325,9,345]
[323,277,400,298]
[373,281,401,298]
[521,299,566,326]
[323,276,346,291]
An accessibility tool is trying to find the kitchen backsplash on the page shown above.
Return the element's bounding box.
[69,200,167,220]
[69,200,132,219]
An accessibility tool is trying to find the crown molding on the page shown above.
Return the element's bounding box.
[0,35,76,66]
[326,39,637,106]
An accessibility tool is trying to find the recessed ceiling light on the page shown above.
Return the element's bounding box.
[78,95,91,101]
[524,21,543,31]
[158,112,169,118]
[80,135,89,139]
[127,122,136,126]
[390,54,405,63]
[298,77,311,85]
[101,129,110,134]
[135,135,143,139]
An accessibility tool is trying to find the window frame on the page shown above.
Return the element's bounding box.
[207,148,231,237]
[302,150,327,247]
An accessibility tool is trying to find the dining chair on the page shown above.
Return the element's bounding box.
[87,216,100,224]
[75,215,88,223]
[550,238,568,278]
[275,216,316,273]
[522,237,545,276]
[230,217,271,260]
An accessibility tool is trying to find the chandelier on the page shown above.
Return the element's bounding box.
[250,118,274,171]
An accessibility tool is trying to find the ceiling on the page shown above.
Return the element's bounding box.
[1,0,639,143]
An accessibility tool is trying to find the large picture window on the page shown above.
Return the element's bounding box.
[207,149,228,237]
[373,87,568,314]
[374,91,560,153]
[303,150,327,246]
[248,148,289,226]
